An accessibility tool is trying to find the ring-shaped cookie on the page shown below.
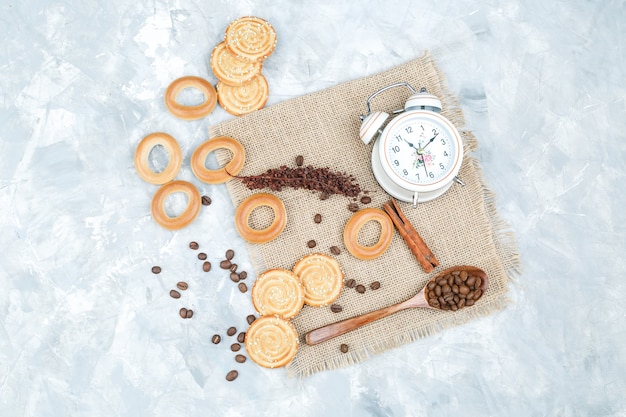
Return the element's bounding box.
[234,193,286,244]
[151,180,201,230]
[251,268,304,319]
[343,208,394,260]
[134,132,182,184]
[190,136,246,184]
[164,76,217,120]
[244,315,299,369]
[292,253,344,307]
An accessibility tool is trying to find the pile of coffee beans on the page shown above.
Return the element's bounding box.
[425,269,485,311]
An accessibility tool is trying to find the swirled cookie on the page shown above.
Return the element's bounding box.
[211,41,263,86]
[244,315,299,368]
[252,268,304,319]
[224,16,277,62]
[217,74,269,116]
[292,253,344,307]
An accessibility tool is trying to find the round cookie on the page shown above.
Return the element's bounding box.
[292,253,344,307]
[224,16,277,62]
[244,315,299,368]
[211,41,263,86]
[251,268,304,319]
[217,74,269,116]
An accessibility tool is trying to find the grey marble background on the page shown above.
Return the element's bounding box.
[1,1,624,416]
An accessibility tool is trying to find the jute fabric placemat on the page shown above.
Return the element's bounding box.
[210,52,519,378]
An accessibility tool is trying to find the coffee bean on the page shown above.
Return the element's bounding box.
[201,195,212,206]
[169,289,181,299]
[436,277,447,286]
[230,272,240,282]
[246,314,256,324]
[176,281,188,291]
[238,283,248,293]
[460,270,468,280]
[466,276,476,287]
[348,202,359,212]
[295,155,304,166]
[203,261,211,272]
[340,344,349,353]
[370,281,381,290]
[355,284,366,294]
[189,242,199,250]
[212,334,221,344]
[360,195,372,204]
[314,214,322,223]
[229,263,238,273]
[239,271,247,280]
[454,276,463,286]
[330,246,341,255]
[442,284,451,294]
[198,252,207,260]
[151,266,161,274]
[435,286,442,296]
[330,304,342,313]
[225,249,235,260]
[320,191,329,200]
[227,327,237,336]
[225,370,238,381]
[459,285,470,295]
[185,309,193,318]
[220,260,232,269]
[231,343,241,352]
[475,277,483,289]
[428,281,436,290]
[345,279,356,288]
[473,289,483,300]
[466,299,475,306]
[179,308,188,318]
[235,354,246,363]
[452,284,459,294]
[457,299,466,308]
[237,332,246,343]
[307,240,316,248]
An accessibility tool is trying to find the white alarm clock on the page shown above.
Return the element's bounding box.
[360,83,464,206]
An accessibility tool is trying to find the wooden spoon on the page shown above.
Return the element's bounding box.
[305,266,488,346]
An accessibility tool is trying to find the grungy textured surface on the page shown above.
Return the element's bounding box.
[1,1,625,416]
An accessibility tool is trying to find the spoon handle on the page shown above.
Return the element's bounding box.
[305,301,410,345]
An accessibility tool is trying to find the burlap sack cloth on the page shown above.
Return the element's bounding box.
[210,52,520,378]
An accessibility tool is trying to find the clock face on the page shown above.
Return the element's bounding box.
[379,111,462,191]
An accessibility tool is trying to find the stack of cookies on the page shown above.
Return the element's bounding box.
[246,254,345,368]
[211,16,277,116]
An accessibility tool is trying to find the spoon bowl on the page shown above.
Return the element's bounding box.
[305,265,488,346]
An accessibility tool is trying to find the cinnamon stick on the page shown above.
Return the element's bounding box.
[382,198,439,273]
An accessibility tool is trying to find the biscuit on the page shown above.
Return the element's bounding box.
[217,74,269,116]
[292,253,344,307]
[211,41,263,86]
[251,268,304,319]
[244,315,299,368]
[224,16,277,62]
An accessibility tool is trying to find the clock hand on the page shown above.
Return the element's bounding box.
[421,134,437,150]
[402,138,419,155]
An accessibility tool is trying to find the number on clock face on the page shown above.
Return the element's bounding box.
[384,117,456,185]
